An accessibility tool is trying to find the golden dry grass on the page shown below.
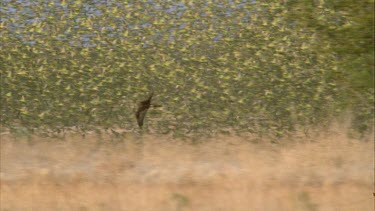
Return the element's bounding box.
[0,130,373,211]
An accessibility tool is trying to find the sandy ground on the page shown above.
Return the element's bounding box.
[0,131,373,211]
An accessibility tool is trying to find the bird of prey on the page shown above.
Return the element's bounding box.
[135,92,160,128]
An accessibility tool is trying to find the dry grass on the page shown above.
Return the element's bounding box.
[0,130,373,211]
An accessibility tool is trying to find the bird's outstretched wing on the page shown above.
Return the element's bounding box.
[136,108,148,128]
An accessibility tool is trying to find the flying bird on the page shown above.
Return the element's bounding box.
[135,92,160,128]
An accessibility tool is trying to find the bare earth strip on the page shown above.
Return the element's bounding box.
[0,132,373,211]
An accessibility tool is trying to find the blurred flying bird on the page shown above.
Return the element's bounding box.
[135,92,160,128]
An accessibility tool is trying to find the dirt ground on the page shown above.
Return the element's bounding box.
[0,131,373,211]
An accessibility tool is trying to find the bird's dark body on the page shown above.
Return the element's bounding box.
[135,93,153,128]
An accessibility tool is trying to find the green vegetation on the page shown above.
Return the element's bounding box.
[1,0,373,139]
